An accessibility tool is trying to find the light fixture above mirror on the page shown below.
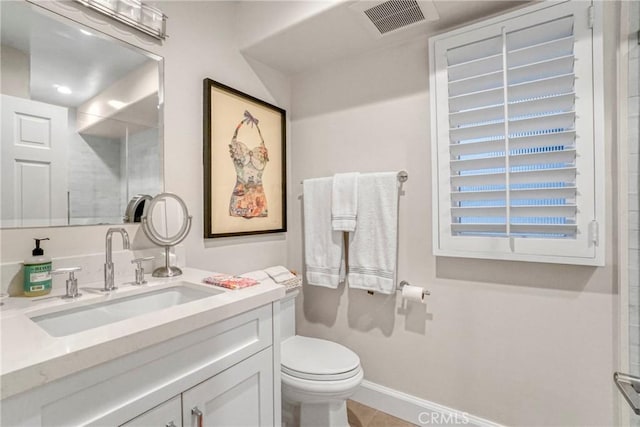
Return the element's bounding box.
[74,0,167,40]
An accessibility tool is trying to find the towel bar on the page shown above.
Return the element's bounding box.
[301,170,408,184]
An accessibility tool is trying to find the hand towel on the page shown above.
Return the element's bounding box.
[332,172,359,232]
[348,172,399,294]
[264,265,296,283]
[303,177,345,288]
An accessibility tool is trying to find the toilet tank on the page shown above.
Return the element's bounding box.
[281,289,298,340]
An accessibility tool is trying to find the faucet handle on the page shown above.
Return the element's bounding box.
[52,267,82,299]
[131,257,154,285]
[52,266,82,275]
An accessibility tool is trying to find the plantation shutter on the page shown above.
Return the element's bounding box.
[430,1,604,265]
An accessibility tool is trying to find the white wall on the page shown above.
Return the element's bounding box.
[288,7,618,426]
[0,1,290,276]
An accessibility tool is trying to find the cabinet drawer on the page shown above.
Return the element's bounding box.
[120,396,181,427]
[39,304,273,426]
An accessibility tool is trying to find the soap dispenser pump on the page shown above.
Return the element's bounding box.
[23,238,52,297]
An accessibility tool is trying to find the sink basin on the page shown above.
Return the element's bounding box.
[30,283,224,337]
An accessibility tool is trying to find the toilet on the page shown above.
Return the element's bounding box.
[280,290,363,427]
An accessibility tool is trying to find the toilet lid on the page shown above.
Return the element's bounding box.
[281,336,361,380]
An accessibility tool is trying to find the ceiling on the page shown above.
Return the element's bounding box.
[0,1,153,108]
[241,0,530,76]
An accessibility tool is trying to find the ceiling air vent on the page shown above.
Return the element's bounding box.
[351,0,439,37]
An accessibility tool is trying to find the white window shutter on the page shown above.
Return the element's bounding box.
[429,1,604,265]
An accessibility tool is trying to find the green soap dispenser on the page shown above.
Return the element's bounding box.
[23,238,52,297]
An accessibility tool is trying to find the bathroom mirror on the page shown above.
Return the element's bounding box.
[141,193,192,277]
[0,1,163,228]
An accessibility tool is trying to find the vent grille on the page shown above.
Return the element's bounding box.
[364,0,426,34]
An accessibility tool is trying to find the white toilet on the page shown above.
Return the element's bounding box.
[280,290,363,427]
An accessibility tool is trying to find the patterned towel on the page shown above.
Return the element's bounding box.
[203,275,259,290]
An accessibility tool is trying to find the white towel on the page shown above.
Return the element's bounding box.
[348,172,399,294]
[332,172,359,232]
[240,269,276,286]
[303,177,345,288]
[264,265,295,283]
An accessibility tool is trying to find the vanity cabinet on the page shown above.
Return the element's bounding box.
[1,303,281,427]
[121,349,273,427]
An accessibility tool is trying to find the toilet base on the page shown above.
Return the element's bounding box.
[300,400,348,427]
[282,398,349,427]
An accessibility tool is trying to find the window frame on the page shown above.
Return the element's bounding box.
[428,0,606,266]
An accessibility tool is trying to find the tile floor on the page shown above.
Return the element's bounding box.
[347,400,417,427]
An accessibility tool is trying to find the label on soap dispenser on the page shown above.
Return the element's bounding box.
[29,267,51,283]
[24,263,52,296]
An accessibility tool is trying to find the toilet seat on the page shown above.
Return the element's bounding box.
[281,336,361,381]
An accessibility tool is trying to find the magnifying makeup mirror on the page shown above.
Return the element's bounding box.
[141,193,192,277]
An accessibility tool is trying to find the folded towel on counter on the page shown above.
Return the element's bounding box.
[203,275,259,290]
[238,270,278,287]
[348,172,399,294]
[264,265,296,283]
[303,177,345,288]
[331,172,359,232]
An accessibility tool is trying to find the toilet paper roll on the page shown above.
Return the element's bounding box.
[401,284,426,303]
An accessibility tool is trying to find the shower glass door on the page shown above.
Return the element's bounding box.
[627,1,640,423]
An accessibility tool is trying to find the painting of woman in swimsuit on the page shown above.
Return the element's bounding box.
[203,79,286,238]
[228,110,269,218]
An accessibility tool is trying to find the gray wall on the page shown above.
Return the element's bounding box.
[288,5,619,425]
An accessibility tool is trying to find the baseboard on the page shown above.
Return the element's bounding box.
[351,380,503,427]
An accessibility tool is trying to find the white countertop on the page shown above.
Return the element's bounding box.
[0,268,285,400]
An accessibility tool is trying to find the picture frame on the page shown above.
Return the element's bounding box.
[203,79,287,238]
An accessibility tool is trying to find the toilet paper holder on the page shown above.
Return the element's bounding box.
[398,280,430,298]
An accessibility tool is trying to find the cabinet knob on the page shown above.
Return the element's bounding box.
[192,407,203,427]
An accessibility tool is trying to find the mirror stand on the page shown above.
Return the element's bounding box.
[154,247,184,278]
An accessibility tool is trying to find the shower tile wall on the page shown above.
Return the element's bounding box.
[629,0,640,378]
[68,132,123,225]
[127,127,161,198]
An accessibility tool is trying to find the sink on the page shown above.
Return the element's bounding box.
[30,282,224,337]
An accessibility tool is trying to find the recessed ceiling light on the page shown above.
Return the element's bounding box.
[54,85,72,95]
[79,29,93,36]
[108,100,127,109]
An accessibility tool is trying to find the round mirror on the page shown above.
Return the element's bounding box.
[142,193,190,245]
[141,193,192,277]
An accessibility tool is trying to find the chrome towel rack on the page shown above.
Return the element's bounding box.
[301,170,408,184]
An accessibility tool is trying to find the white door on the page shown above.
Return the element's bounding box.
[1,94,68,227]
[182,349,274,427]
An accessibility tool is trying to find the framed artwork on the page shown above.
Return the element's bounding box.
[203,79,287,238]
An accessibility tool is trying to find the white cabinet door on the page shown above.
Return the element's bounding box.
[120,395,182,427]
[1,94,69,227]
[182,349,274,427]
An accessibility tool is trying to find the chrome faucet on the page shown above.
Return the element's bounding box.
[103,228,130,292]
